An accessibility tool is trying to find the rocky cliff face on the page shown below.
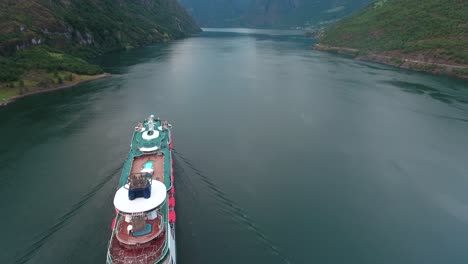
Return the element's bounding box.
[179,0,373,28]
[0,0,200,56]
[178,0,251,27]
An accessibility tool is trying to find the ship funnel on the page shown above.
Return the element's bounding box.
[114,180,167,214]
[127,173,152,200]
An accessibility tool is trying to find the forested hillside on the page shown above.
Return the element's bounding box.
[318,0,468,78]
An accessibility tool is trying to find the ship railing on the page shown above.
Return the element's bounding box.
[131,212,145,217]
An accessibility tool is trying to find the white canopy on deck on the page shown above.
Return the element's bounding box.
[114,180,167,214]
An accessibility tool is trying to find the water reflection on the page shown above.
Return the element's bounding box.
[381,79,468,105]
[96,44,174,74]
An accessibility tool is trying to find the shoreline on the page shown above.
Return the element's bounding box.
[0,73,112,107]
[314,44,468,80]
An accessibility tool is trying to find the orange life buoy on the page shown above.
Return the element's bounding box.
[169,210,176,224]
[169,197,176,207]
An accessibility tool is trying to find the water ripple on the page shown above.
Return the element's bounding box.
[13,164,123,264]
[173,150,291,264]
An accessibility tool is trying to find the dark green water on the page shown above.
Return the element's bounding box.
[1,29,468,264]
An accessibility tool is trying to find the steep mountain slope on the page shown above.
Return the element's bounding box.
[178,0,251,27]
[0,0,200,103]
[0,0,200,56]
[179,0,374,28]
[318,0,468,78]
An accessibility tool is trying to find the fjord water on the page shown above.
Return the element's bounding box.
[1,29,468,264]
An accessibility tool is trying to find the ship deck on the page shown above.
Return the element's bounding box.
[131,154,165,183]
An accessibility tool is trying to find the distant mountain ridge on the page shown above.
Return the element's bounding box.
[179,0,374,28]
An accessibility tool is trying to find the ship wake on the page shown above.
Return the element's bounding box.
[13,164,123,264]
[173,149,291,264]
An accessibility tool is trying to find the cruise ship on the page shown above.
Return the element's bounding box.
[107,115,176,264]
